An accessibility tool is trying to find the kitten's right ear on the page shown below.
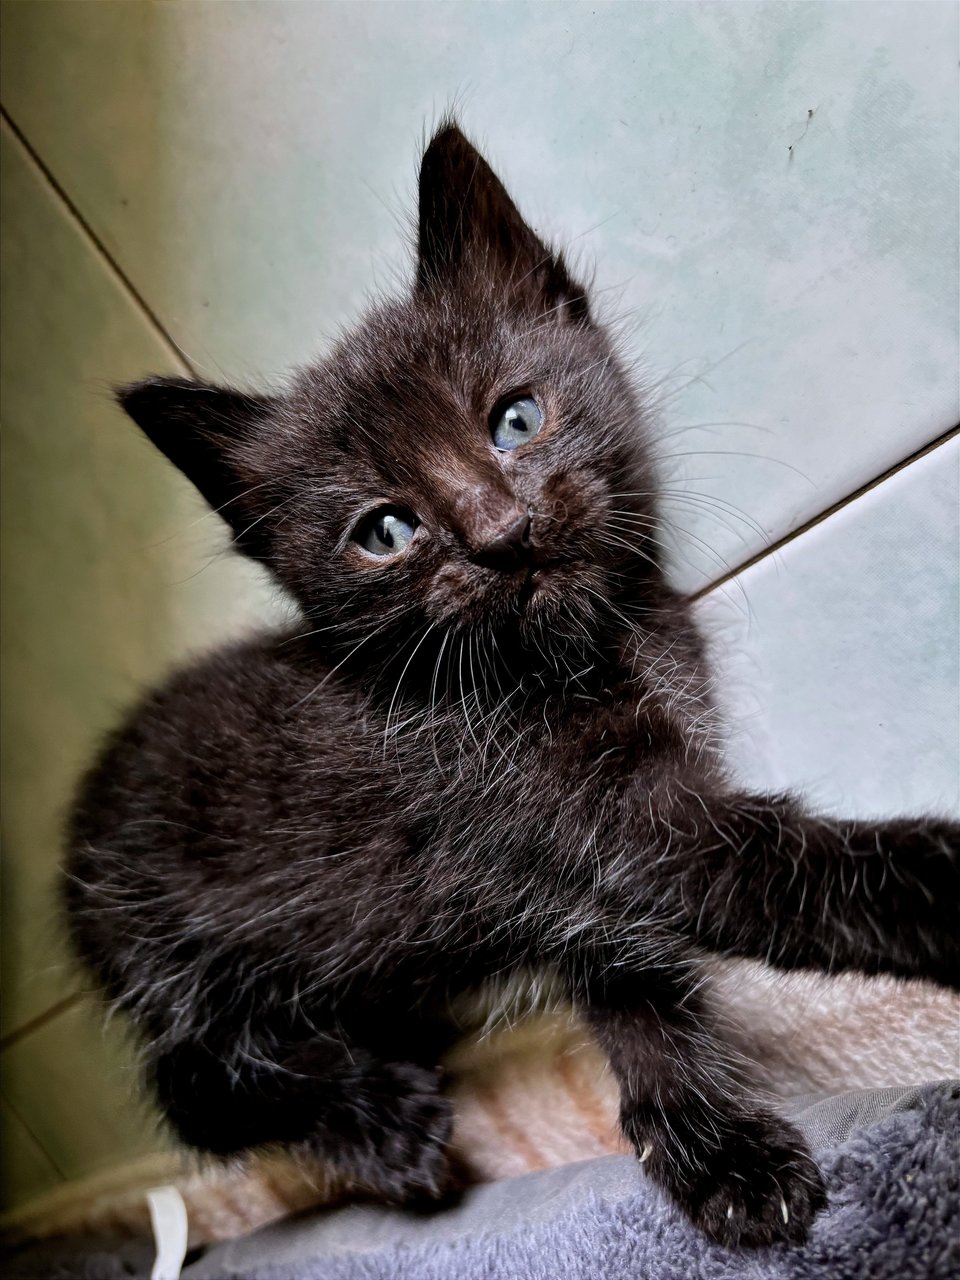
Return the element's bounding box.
[417,123,588,320]
[117,376,280,552]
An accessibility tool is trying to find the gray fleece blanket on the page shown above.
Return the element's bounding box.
[7,1082,959,1280]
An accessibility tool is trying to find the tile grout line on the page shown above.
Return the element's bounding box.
[0,992,84,1054]
[0,112,955,602]
[0,107,194,377]
[3,1093,70,1181]
[2,103,188,1060]
[689,424,960,602]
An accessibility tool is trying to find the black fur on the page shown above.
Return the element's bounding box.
[64,123,959,1248]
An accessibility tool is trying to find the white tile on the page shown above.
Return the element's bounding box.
[2,2,956,589]
[698,436,959,818]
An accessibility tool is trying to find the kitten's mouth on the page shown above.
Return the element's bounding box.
[517,557,577,607]
[529,558,576,583]
[530,559,569,581]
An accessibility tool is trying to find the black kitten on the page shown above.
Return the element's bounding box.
[65,124,959,1249]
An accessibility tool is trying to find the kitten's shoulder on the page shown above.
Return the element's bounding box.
[155,626,327,701]
[87,628,362,774]
[69,629,368,847]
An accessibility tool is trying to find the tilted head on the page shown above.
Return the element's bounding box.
[120,125,661,689]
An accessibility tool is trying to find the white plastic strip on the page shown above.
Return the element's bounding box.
[146,1185,189,1280]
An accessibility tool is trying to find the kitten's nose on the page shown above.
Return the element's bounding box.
[470,509,533,571]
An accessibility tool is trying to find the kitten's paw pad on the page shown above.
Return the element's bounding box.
[628,1107,826,1248]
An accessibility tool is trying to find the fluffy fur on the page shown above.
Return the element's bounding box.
[64,124,959,1248]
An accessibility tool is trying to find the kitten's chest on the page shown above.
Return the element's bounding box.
[417,680,690,843]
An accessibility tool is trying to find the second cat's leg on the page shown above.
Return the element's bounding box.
[151,1023,455,1201]
[571,957,825,1247]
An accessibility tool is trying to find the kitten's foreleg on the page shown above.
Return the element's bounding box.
[572,958,825,1247]
[643,787,960,987]
[151,1027,455,1201]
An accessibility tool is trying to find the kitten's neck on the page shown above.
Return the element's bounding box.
[292,580,679,723]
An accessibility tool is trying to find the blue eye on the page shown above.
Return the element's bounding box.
[354,507,418,557]
[491,396,543,451]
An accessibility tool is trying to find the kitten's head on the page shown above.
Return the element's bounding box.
[121,125,660,686]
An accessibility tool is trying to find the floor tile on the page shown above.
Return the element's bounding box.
[698,436,959,818]
[0,122,288,1035]
[2,2,956,589]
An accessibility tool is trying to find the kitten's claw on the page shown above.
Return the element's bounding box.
[626,1107,825,1248]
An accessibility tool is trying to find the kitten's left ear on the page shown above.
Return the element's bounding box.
[417,123,589,321]
[117,375,282,557]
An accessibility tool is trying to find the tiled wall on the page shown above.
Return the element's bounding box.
[1,1,956,1210]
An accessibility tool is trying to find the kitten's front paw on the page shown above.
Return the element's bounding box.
[688,1116,825,1248]
[626,1105,826,1248]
